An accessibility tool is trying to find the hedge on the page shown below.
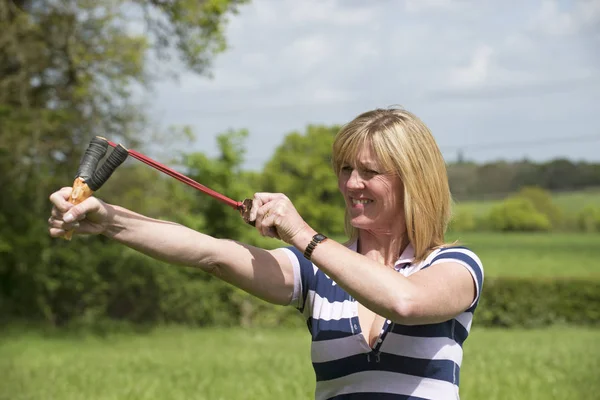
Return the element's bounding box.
[229,276,600,329]
[475,277,600,328]
[3,244,599,329]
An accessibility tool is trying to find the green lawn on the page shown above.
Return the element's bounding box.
[1,327,598,400]
[446,232,600,278]
[549,188,600,217]
[454,188,600,218]
[330,232,600,278]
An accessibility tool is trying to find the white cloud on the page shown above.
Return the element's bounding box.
[530,0,600,36]
[281,34,334,76]
[312,88,357,104]
[289,0,379,25]
[450,45,494,88]
[144,0,600,169]
[405,0,454,13]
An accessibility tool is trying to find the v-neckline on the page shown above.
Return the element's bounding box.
[347,240,415,351]
[352,262,412,351]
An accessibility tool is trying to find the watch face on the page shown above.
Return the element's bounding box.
[314,233,327,242]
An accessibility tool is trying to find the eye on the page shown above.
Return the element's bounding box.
[341,165,353,173]
[364,168,380,176]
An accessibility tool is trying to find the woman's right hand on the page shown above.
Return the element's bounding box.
[48,187,112,238]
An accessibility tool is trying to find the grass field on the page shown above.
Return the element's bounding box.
[454,187,600,218]
[328,232,600,278]
[1,326,598,400]
[445,232,600,278]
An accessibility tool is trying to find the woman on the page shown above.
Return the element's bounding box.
[48,107,483,400]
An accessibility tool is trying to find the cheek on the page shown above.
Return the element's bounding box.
[338,176,347,192]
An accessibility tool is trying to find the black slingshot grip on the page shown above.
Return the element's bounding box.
[87,145,129,191]
[76,136,109,180]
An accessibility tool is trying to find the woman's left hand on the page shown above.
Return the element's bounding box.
[249,192,315,247]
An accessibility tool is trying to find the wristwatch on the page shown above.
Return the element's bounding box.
[304,233,328,260]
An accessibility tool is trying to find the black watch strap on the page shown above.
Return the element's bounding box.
[304,233,328,260]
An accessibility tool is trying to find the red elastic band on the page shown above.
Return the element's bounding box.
[106,140,242,210]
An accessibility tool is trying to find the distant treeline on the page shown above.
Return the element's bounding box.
[448,158,600,201]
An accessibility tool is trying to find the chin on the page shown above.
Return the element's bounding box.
[350,216,375,229]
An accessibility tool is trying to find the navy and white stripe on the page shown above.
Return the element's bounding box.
[280,243,484,400]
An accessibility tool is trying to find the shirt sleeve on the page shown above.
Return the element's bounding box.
[278,246,317,312]
[428,247,485,309]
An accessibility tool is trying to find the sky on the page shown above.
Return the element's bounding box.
[144,0,600,171]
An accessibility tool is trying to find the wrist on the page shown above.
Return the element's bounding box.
[292,225,317,252]
[303,232,328,261]
[101,204,124,238]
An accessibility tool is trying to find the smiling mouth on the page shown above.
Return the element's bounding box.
[351,198,372,205]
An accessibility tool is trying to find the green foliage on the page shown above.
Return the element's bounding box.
[477,277,600,327]
[486,197,552,232]
[448,208,476,232]
[448,158,600,201]
[515,186,563,227]
[454,187,600,232]
[0,0,250,326]
[262,125,346,236]
[136,0,249,75]
[183,129,259,241]
[577,205,600,233]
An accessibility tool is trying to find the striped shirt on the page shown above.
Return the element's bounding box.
[280,242,484,400]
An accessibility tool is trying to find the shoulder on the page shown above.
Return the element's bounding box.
[424,245,485,293]
[425,246,483,269]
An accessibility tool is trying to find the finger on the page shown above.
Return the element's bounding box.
[258,201,284,239]
[254,200,277,230]
[48,216,80,232]
[260,212,281,239]
[51,207,63,219]
[258,217,278,238]
[49,187,75,213]
[249,193,267,222]
[63,196,99,223]
[49,226,67,238]
[249,192,284,221]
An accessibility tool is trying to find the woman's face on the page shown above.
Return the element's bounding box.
[337,145,404,233]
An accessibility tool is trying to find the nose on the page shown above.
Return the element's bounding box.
[346,169,365,189]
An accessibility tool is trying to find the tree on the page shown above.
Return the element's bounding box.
[262,125,347,237]
[515,186,563,229]
[0,0,248,324]
[184,129,260,241]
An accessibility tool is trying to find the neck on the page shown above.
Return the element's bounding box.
[357,228,409,267]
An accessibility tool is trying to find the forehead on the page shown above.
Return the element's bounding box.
[344,143,390,171]
[354,145,379,166]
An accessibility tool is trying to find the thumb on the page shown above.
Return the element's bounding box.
[63,197,100,223]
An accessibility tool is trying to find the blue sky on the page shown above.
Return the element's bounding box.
[142,0,600,170]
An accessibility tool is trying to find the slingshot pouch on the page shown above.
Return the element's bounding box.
[239,198,255,226]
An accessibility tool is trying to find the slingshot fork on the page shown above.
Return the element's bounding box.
[64,137,129,240]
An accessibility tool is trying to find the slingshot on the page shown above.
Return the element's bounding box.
[64,136,254,240]
[64,137,129,239]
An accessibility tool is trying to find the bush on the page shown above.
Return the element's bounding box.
[516,186,563,228]
[577,205,600,233]
[449,209,477,232]
[486,197,552,232]
[476,277,600,328]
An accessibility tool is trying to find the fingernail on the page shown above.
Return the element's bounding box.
[63,213,74,223]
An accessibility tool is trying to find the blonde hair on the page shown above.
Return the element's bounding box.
[332,107,453,262]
